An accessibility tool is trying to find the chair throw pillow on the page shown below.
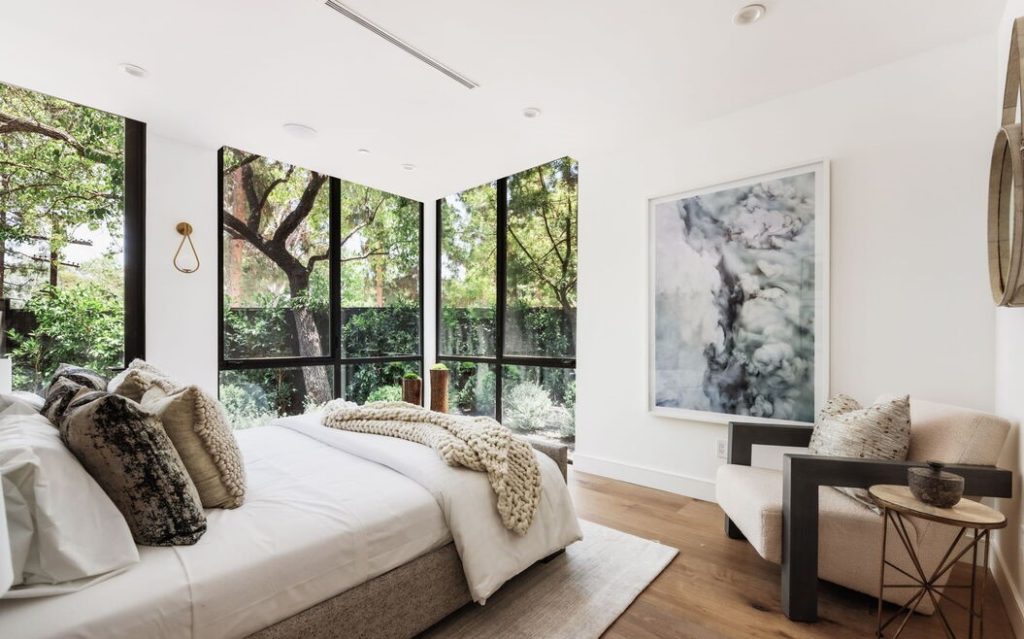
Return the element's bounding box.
[59,391,207,546]
[141,386,246,509]
[808,394,911,511]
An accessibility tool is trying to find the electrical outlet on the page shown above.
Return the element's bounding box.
[716,439,728,460]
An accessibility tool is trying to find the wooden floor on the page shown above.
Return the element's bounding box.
[569,470,1016,639]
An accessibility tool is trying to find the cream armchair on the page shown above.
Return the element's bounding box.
[715,399,1012,622]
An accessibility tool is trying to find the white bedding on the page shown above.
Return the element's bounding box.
[280,414,583,603]
[0,425,450,639]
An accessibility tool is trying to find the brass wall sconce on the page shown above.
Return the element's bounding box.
[174,222,200,274]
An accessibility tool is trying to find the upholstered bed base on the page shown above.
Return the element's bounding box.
[247,436,569,639]
[249,542,470,639]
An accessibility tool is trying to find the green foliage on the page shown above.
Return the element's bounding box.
[0,83,126,305]
[430,363,449,371]
[366,385,402,402]
[9,283,123,393]
[403,372,420,380]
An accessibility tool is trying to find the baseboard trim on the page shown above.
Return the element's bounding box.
[572,453,717,502]
[992,545,1024,639]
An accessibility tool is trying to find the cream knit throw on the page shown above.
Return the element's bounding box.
[322,401,541,535]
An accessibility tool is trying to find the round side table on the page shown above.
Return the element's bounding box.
[869,484,1007,639]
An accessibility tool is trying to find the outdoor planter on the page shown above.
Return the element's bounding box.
[402,377,422,405]
[429,368,449,413]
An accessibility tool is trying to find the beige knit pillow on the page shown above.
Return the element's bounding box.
[141,385,246,509]
[809,394,911,510]
[108,359,179,402]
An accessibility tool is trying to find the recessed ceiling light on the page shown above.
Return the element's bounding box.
[282,123,317,139]
[401,163,416,171]
[522,107,542,119]
[733,4,766,25]
[118,63,148,78]
[357,148,371,155]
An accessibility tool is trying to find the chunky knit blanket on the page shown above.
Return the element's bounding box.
[322,401,541,535]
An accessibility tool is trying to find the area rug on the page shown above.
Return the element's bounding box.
[422,520,678,639]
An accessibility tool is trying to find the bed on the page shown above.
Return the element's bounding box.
[0,414,578,639]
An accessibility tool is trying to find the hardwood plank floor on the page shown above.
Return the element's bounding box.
[569,470,1015,639]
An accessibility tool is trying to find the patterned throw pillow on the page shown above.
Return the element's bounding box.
[60,391,207,546]
[49,364,107,392]
[808,394,912,511]
[41,377,88,426]
[141,385,246,509]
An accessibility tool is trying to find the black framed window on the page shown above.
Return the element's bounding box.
[0,81,145,392]
[219,147,423,428]
[437,157,577,447]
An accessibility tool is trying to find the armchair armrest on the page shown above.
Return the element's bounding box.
[781,454,1012,621]
[727,421,814,466]
[522,435,568,483]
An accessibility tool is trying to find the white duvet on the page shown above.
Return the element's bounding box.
[280,414,583,603]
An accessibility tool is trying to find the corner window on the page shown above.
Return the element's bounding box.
[0,82,145,392]
[438,157,577,447]
[219,148,423,427]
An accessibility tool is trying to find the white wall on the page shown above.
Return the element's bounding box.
[573,35,997,500]
[993,2,1024,635]
[145,134,219,395]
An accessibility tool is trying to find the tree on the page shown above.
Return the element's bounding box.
[506,157,578,314]
[0,83,124,299]
[221,148,423,407]
[0,82,127,390]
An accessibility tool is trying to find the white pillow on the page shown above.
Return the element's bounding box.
[0,401,139,597]
[0,393,44,413]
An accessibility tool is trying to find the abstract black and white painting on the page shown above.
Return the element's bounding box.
[649,162,829,424]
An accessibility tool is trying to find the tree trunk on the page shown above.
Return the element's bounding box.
[288,271,332,404]
[227,171,246,300]
[48,247,58,286]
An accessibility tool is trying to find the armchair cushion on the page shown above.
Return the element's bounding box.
[716,463,955,613]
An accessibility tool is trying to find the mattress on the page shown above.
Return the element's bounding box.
[0,424,451,639]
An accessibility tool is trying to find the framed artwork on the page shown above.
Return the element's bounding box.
[649,161,829,424]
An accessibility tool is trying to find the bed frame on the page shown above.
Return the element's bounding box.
[248,437,570,639]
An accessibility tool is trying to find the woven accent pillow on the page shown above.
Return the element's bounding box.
[60,391,207,545]
[108,359,179,402]
[808,394,912,511]
[141,385,246,509]
[41,377,88,426]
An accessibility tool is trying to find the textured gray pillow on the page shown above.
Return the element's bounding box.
[808,394,911,510]
[60,391,207,546]
[41,377,88,426]
[49,364,106,392]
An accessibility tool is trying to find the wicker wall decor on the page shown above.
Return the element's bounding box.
[989,17,1024,306]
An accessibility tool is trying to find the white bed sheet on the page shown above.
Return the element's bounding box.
[0,425,451,639]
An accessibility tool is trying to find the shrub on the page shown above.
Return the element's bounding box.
[366,385,402,403]
[9,283,123,393]
[502,381,572,435]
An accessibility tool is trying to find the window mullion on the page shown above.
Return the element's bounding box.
[330,176,342,399]
[495,177,508,422]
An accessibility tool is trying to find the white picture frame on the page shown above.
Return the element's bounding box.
[648,160,830,425]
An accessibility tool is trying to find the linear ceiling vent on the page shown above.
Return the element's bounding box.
[323,0,479,90]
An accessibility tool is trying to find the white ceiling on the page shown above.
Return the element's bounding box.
[0,0,1007,201]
